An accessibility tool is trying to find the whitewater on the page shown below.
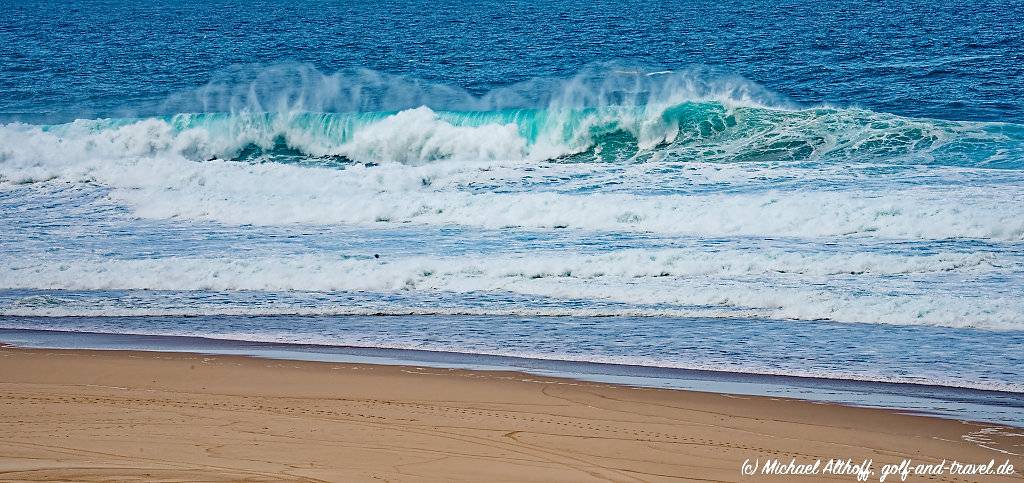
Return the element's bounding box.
[2,65,1023,393]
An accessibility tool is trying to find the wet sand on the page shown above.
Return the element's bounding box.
[0,347,1020,482]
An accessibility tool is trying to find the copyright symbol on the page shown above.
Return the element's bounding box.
[741,458,758,476]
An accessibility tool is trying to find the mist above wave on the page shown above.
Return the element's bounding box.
[159,62,787,115]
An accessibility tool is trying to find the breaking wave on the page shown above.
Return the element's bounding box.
[2,103,1022,173]
[1,63,1022,178]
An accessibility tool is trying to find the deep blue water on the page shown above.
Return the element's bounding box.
[2,0,1023,122]
[1,0,1023,420]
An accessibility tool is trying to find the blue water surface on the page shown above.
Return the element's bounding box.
[2,0,1023,122]
[1,0,1023,425]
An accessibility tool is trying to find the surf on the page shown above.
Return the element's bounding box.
[3,103,1023,177]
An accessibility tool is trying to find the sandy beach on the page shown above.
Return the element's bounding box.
[0,347,1019,482]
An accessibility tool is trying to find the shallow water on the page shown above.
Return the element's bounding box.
[4,327,1024,427]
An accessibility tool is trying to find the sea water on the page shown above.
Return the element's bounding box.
[1,0,1022,420]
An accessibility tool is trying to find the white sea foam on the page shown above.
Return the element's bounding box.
[102,164,1024,240]
[1,250,1020,329]
[3,146,1022,240]
[1,249,1005,290]
[340,107,531,163]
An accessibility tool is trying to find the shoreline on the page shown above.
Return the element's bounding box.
[2,327,1023,428]
[0,346,1022,481]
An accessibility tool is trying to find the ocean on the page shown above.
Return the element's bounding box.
[1,0,1022,422]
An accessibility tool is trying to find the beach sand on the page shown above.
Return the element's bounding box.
[0,347,1020,482]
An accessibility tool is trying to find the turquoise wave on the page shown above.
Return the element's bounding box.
[28,102,1024,168]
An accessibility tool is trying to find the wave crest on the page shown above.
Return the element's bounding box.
[2,64,1023,173]
[2,103,1022,177]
